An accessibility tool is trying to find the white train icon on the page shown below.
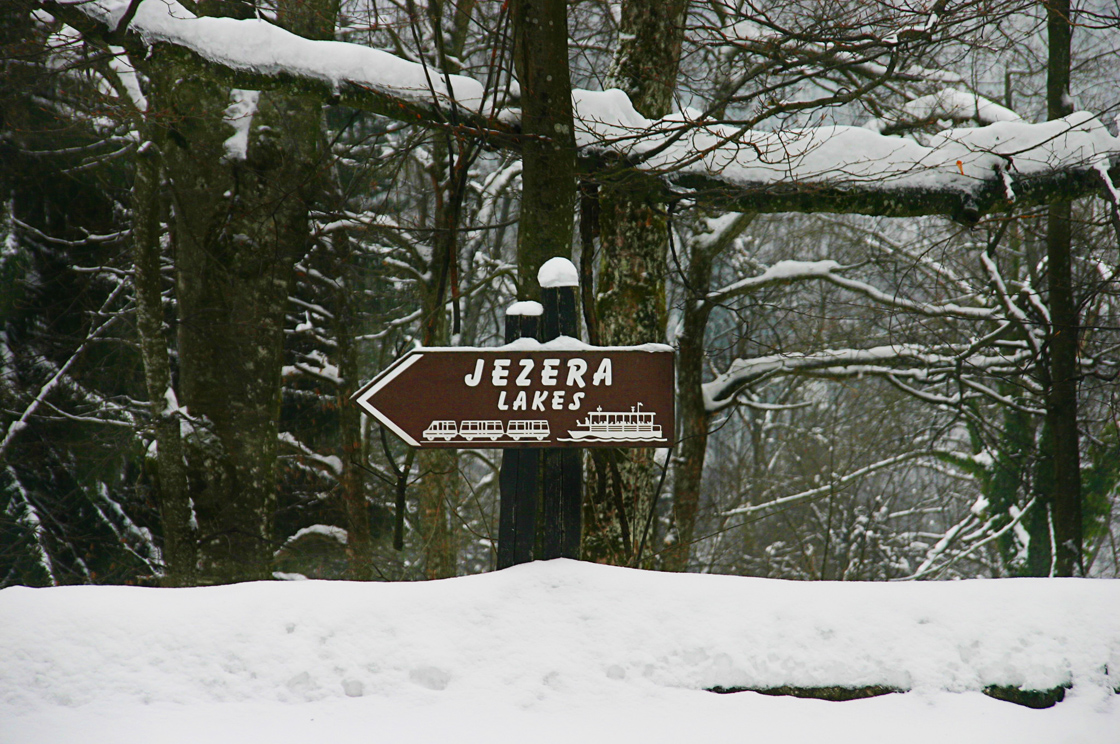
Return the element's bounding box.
[422,419,550,442]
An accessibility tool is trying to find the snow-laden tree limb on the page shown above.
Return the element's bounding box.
[702,344,1033,411]
[42,0,1120,221]
[40,0,512,142]
[722,450,936,518]
[898,498,1037,581]
[0,282,127,458]
[706,258,996,320]
[576,90,1120,221]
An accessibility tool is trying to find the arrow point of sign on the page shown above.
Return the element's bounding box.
[353,353,423,447]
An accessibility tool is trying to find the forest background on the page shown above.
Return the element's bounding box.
[2,0,1119,588]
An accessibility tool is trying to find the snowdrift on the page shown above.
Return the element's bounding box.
[1,560,1118,743]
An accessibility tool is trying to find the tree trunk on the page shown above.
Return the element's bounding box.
[1043,0,1083,576]
[583,0,689,566]
[583,190,669,565]
[414,165,462,580]
[605,0,689,114]
[333,248,375,580]
[663,252,713,573]
[417,448,459,579]
[510,0,577,297]
[130,133,197,586]
[663,213,755,571]
[146,0,329,583]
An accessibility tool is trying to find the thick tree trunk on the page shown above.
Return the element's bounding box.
[168,91,319,583]
[510,0,577,298]
[158,78,279,583]
[1043,0,1083,576]
[145,0,329,583]
[583,190,669,565]
[605,0,690,115]
[583,0,688,566]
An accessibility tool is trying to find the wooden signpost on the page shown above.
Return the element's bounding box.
[352,258,674,568]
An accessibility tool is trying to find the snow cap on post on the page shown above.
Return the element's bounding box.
[506,301,544,316]
[537,257,579,288]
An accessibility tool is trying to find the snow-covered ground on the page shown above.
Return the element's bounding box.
[2,560,1118,743]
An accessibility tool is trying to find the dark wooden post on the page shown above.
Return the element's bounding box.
[497,302,541,568]
[538,259,583,559]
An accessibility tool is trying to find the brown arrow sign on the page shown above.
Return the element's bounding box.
[352,343,674,448]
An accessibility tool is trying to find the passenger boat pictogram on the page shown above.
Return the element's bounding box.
[559,403,665,442]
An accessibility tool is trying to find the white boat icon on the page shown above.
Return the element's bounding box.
[560,403,665,442]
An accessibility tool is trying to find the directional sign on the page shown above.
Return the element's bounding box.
[353,345,674,448]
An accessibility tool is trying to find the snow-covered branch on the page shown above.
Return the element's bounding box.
[722,450,935,518]
[41,0,510,141]
[43,0,1120,221]
[702,343,1031,411]
[707,259,996,321]
[573,89,1120,220]
[899,498,1037,581]
[0,282,128,459]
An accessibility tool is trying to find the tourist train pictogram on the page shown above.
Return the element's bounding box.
[423,419,551,442]
[421,404,662,444]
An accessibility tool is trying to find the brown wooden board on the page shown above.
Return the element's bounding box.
[353,346,674,448]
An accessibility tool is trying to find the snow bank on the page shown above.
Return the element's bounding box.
[1,561,1117,743]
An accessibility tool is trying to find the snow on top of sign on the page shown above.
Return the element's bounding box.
[419,337,672,353]
[62,0,485,108]
[538,257,580,288]
[529,335,672,353]
[506,301,544,316]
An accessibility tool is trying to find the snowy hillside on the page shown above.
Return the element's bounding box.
[2,560,1118,743]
